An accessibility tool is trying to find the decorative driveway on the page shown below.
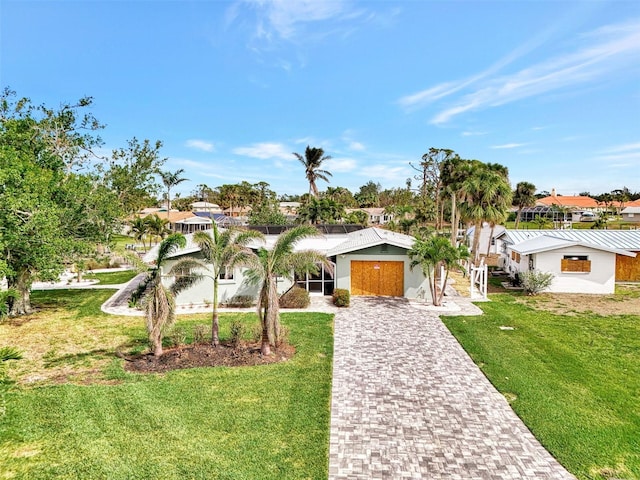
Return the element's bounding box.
[328,297,575,479]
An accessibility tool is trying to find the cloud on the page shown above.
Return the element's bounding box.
[400,19,640,124]
[601,142,640,153]
[593,141,640,164]
[358,164,409,182]
[185,139,215,152]
[232,142,293,160]
[325,157,357,172]
[491,143,529,149]
[461,131,487,137]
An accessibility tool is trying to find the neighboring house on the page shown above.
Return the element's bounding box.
[465,223,506,256]
[497,229,640,293]
[191,201,223,214]
[145,227,432,306]
[345,208,394,225]
[621,206,640,223]
[535,190,602,222]
[173,215,212,234]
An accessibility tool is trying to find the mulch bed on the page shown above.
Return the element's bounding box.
[123,342,295,374]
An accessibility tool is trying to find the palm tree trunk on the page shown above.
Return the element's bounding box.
[472,221,482,265]
[259,285,271,356]
[515,206,522,229]
[450,194,458,246]
[212,277,219,347]
[486,223,496,257]
[437,270,450,306]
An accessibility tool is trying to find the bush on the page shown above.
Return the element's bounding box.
[332,288,350,307]
[169,326,187,347]
[279,287,310,309]
[223,295,255,308]
[229,321,244,349]
[193,324,208,344]
[520,270,554,295]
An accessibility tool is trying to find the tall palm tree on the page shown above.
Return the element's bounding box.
[193,224,264,347]
[130,216,150,251]
[513,181,537,229]
[293,146,332,197]
[160,169,189,217]
[146,214,170,245]
[141,233,203,356]
[245,226,332,356]
[409,234,469,306]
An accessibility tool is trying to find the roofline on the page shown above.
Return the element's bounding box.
[511,239,636,257]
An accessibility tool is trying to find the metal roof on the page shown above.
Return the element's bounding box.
[510,235,636,257]
[327,227,415,256]
[500,229,640,251]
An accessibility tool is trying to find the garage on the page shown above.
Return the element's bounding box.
[351,260,404,296]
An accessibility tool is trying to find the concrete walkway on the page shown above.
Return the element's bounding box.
[328,297,575,479]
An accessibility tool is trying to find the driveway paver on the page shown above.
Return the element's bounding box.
[329,297,575,479]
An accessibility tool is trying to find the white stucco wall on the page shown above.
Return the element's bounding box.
[509,246,617,294]
[161,256,293,306]
[334,253,431,302]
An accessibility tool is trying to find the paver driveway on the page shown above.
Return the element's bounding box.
[328,297,575,479]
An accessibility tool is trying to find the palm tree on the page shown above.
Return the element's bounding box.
[513,181,537,229]
[192,224,264,347]
[130,216,150,251]
[293,146,332,197]
[409,235,469,306]
[160,169,189,217]
[146,214,170,245]
[141,233,204,356]
[245,226,332,356]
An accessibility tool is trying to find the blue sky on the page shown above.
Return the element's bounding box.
[2,0,639,198]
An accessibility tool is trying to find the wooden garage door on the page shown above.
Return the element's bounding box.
[351,261,404,297]
[616,253,640,282]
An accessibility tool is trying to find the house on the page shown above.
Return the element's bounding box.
[621,206,640,223]
[534,190,602,222]
[145,227,431,306]
[345,208,394,225]
[497,229,640,293]
[191,201,223,214]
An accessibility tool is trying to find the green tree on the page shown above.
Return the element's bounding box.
[160,168,189,216]
[0,90,107,315]
[355,181,381,207]
[146,214,171,245]
[102,138,166,214]
[192,225,264,346]
[409,235,469,306]
[297,197,345,224]
[323,186,357,207]
[513,181,537,229]
[141,234,203,356]
[245,226,331,355]
[129,216,150,250]
[293,146,333,197]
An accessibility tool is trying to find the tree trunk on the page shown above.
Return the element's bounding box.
[153,333,163,357]
[450,194,458,246]
[212,278,220,347]
[515,206,522,229]
[472,221,482,265]
[8,269,32,316]
[486,224,496,257]
[438,270,450,306]
[259,286,271,356]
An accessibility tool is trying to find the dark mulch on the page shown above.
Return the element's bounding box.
[123,341,295,373]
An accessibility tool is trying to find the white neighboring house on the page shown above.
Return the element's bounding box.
[621,206,640,223]
[498,229,640,294]
[143,227,432,306]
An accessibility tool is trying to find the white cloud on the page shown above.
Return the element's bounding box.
[232,142,293,160]
[185,139,215,152]
[325,157,357,172]
[461,130,488,137]
[601,142,640,153]
[358,164,409,182]
[400,19,640,124]
[491,143,529,149]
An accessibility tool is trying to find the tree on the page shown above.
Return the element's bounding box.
[140,234,203,356]
[146,214,171,245]
[513,181,537,229]
[245,226,331,356]
[297,197,345,224]
[0,89,108,315]
[411,148,459,230]
[323,186,357,207]
[129,216,150,250]
[160,168,189,216]
[293,146,333,197]
[192,225,264,346]
[409,235,469,306]
[354,181,381,207]
[102,138,166,214]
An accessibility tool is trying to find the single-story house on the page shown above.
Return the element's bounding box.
[621,206,640,223]
[191,201,223,214]
[497,229,640,293]
[145,227,431,306]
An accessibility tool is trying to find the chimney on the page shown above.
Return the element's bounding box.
[551,188,556,197]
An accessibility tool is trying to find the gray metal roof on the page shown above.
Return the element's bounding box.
[510,235,636,257]
[501,229,640,251]
[327,227,415,256]
[621,207,640,214]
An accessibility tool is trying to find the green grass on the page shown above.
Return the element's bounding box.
[443,294,640,480]
[0,289,333,480]
[85,270,138,285]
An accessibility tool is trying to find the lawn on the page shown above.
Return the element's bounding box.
[84,269,138,285]
[443,293,640,480]
[0,289,333,480]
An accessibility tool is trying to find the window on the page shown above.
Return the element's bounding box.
[511,251,521,263]
[218,267,234,280]
[561,255,591,273]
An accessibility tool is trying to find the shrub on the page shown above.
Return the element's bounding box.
[276,325,290,348]
[223,295,255,308]
[520,270,554,295]
[193,324,208,344]
[169,326,187,347]
[279,287,310,309]
[332,288,350,307]
[229,321,244,349]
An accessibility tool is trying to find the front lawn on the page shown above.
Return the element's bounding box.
[443,294,640,480]
[0,289,333,480]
